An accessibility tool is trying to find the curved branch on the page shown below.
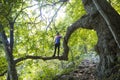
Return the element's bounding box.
[92,0,120,48]
[62,14,95,59]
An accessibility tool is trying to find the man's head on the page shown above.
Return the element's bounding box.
[57,32,59,35]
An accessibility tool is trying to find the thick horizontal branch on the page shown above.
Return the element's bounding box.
[15,12,98,65]
[0,70,7,76]
[15,55,68,64]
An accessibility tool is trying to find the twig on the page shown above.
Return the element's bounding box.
[46,3,64,31]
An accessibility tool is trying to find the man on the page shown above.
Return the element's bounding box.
[52,32,62,57]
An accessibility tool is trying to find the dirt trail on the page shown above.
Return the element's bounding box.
[58,59,97,80]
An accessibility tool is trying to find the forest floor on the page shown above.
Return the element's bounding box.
[55,54,99,80]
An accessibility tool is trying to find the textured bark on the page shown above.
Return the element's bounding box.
[93,0,120,48]
[91,0,120,79]
[63,0,120,79]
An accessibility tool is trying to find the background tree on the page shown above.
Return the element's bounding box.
[0,0,70,79]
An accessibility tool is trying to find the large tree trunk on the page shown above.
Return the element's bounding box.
[94,15,120,79]
[91,0,120,79]
[82,0,120,79]
[63,0,120,79]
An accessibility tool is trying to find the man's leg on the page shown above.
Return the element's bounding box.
[57,43,60,56]
[53,44,57,57]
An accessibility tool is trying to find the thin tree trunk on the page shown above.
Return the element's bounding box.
[1,31,18,80]
[0,23,18,80]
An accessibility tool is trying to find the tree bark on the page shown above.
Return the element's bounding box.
[63,0,120,79]
[93,0,120,48]
[0,23,18,80]
[82,0,120,79]
[91,0,120,79]
[62,14,95,59]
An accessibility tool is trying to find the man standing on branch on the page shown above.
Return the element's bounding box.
[52,32,62,57]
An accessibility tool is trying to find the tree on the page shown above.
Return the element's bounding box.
[0,0,24,79]
[62,0,120,79]
[0,0,68,80]
[0,0,120,79]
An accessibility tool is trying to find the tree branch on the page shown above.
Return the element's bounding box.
[14,4,98,64]
[0,30,11,55]
[15,55,67,64]
[0,70,7,76]
[46,2,64,31]
[62,14,96,59]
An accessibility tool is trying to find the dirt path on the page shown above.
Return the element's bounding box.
[57,59,97,80]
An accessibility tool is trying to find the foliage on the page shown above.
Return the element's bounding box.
[0,57,7,73]
[0,0,120,80]
[17,60,61,80]
[111,0,120,13]
[66,0,86,22]
[68,29,97,60]
[0,56,7,80]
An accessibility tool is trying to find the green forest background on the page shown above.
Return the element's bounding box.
[0,0,120,80]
